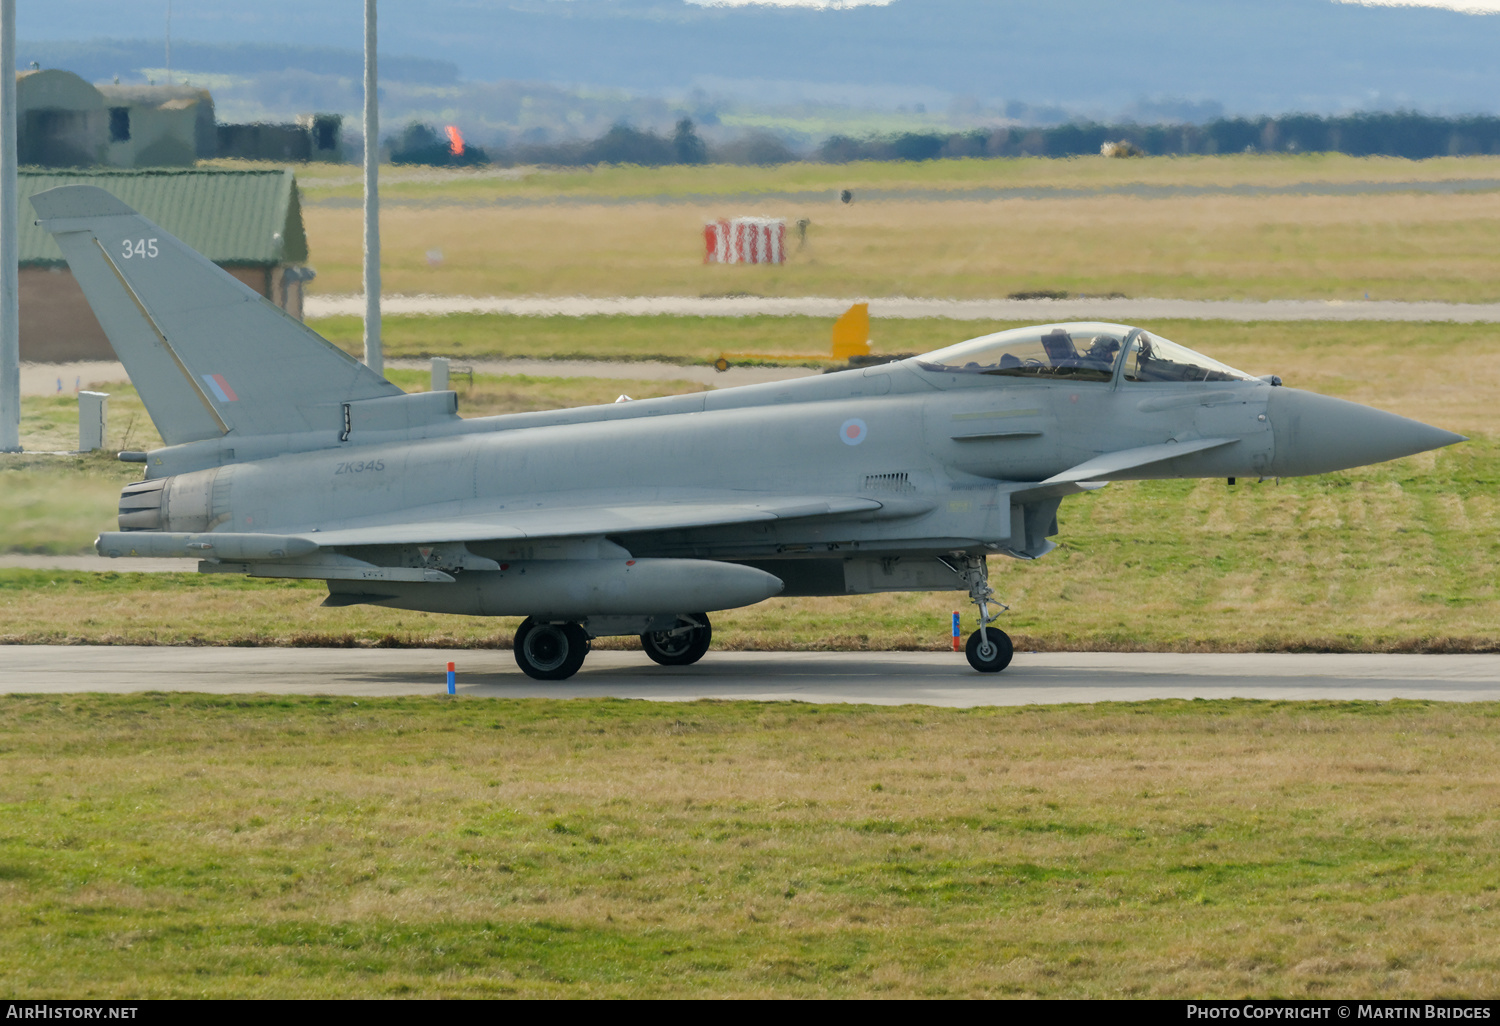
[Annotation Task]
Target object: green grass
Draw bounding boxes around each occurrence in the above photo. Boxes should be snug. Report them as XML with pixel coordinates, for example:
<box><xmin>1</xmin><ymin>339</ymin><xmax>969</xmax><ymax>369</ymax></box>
<box><xmin>300</xmin><ymin>312</ymin><xmax>1500</xmax><ymax>390</ymax></box>
<box><xmin>307</xmin><ymin>312</ymin><xmax>939</xmax><ymax>364</ymax></box>
<box><xmin>1</xmin><ymin>694</ymin><xmax>1496</xmax><ymax>997</ymax></box>
<box><xmin>9</xmin><ymin>382</ymin><xmax>160</xmax><ymax>455</ymax></box>
<box><xmin>294</xmin><ymin>153</ymin><xmax>1500</xmax><ymax>204</ymax></box>
<box><xmin>0</xmin><ymin>454</ymin><xmax>144</xmax><ymax>555</ymax></box>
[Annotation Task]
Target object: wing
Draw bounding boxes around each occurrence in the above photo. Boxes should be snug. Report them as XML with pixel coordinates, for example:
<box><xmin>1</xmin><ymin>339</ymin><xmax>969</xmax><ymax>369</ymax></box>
<box><xmin>301</xmin><ymin>493</ymin><xmax>889</xmax><ymax>547</ymax></box>
<box><xmin>96</xmin><ymin>493</ymin><xmax>909</xmax><ymax>573</ymax></box>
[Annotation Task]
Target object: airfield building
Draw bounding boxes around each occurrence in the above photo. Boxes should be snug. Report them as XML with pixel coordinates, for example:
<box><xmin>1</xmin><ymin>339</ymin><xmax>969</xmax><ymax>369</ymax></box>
<box><xmin>18</xmin><ymin>69</ymin><xmax>214</xmax><ymax>167</ymax></box>
<box><xmin>218</xmin><ymin>115</ymin><xmax>344</xmax><ymax>163</ymax></box>
<box><xmin>18</xmin><ymin>67</ymin><xmax>344</xmax><ymax>167</ymax></box>
<box><xmin>17</xmin><ymin>168</ymin><xmax>315</xmax><ymax>361</ymax></box>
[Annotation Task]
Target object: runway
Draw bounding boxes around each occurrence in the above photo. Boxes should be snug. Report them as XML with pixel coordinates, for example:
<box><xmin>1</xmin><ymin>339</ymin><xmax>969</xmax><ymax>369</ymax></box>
<box><xmin>303</xmin><ymin>293</ymin><xmax>1500</xmax><ymax>323</ymax></box>
<box><xmin>2</xmin><ymin>647</ymin><xmax>1496</xmax><ymax>706</ymax></box>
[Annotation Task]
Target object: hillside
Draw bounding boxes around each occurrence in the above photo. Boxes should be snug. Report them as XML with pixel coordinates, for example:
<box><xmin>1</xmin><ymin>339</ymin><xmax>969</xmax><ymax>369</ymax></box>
<box><xmin>18</xmin><ymin>0</ymin><xmax>1500</xmax><ymax>125</ymax></box>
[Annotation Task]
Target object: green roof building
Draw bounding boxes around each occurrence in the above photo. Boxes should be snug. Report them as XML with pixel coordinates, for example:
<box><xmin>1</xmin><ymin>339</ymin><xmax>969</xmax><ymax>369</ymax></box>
<box><xmin>19</xmin><ymin>168</ymin><xmax>314</xmax><ymax>361</ymax></box>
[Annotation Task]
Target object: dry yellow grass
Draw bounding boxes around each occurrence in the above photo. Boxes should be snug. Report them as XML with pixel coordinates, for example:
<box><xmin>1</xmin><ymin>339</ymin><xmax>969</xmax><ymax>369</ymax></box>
<box><xmin>2</xmin><ymin>694</ymin><xmax>1497</xmax><ymax>997</ymax></box>
<box><xmin>1150</xmin><ymin>321</ymin><xmax>1496</xmax><ymax>437</ymax></box>
<box><xmin>303</xmin><ymin>192</ymin><xmax>1500</xmax><ymax>302</ymax></box>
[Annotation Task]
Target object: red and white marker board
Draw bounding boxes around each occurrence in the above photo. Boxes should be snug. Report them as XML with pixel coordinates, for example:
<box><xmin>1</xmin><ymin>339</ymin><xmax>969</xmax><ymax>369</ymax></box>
<box><xmin>704</xmin><ymin>217</ymin><xmax>786</xmax><ymax>264</ymax></box>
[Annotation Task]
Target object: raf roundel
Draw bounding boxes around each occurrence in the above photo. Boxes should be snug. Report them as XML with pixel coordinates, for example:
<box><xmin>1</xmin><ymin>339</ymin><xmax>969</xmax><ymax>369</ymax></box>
<box><xmin>840</xmin><ymin>418</ymin><xmax>867</xmax><ymax>446</ymax></box>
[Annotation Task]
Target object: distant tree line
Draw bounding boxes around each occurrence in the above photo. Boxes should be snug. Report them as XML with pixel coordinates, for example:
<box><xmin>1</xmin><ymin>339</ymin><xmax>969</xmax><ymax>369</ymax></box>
<box><xmin>391</xmin><ymin>118</ymin><xmax>753</xmax><ymax>168</ymax></box>
<box><xmin>389</xmin><ymin>112</ymin><xmax>1500</xmax><ymax>168</ymax></box>
<box><xmin>818</xmin><ymin>113</ymin><xmax>1500</xmax><ymax>162</ymax></box>
<box><xmin>496</xmin><ymin>119</ymin><xmax>802</xmax><ymax>167</ymax></box>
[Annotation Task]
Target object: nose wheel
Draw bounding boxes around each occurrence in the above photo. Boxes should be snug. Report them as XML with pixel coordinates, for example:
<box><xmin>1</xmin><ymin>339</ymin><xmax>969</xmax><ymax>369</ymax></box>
<box><xmin>966</xmin><ymin>626</ymin><xmax>1014</xmax><ymax>673</ymax></box>
<box><xmin>513</xmin><ymin>618</ymin><xmax>590</xmax><ymax>680</ymax></box>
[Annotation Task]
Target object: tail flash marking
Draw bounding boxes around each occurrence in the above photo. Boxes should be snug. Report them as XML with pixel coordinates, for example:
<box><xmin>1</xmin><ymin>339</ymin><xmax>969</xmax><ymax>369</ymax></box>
<box><xmin>92</xmin><ymin>237</ymin><xmax>228</xmax><ymax>435</ymax></box>
<box><xmin>203</xmin><ymin>374</ymin><xmax>238</xmax><ymax>402</ymax></box>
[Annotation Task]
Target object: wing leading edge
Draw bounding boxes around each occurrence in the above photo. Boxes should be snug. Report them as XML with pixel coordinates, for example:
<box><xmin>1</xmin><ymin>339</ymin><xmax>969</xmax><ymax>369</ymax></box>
<box><xmin>97</xmin><ymin>494</ymin><xmax>896</xmax><ymax>561</ymax></box>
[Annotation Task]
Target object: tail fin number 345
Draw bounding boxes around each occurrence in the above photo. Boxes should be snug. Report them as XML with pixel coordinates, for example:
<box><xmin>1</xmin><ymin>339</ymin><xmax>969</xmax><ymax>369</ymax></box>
<box><xmin>120</xmin><ymin>238</ymin><xmax>159</xmax><ymax>259</ymax></box>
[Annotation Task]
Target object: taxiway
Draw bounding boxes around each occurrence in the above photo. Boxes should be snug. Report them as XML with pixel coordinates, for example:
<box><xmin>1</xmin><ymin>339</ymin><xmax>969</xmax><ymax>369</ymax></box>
<box><xmin>2</xmin><ymin>647</ymin><xmax>1496</xmax><ymax>706</ymax></box>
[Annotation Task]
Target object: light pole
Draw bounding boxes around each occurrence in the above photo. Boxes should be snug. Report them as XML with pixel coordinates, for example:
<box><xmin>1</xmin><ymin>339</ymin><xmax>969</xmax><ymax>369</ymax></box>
<box><xmin>0</xmin><ymin>0</ymin><xmax>19</xmax><ymax>453</ymax></box>
<box><xmin>362</xmin><ymin>0</ymin><xmax>382</xmax><ymax>377</ymax></box>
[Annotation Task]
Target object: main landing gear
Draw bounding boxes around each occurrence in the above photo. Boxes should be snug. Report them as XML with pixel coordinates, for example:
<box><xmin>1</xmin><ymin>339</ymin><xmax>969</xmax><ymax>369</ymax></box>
<box><xmin>513</xmin><ymin>618</ymin><xmax>590</xmax><ymax>681</ymax></box>
<box><xmin>512</xmin><ymin>613</ymin><xmax>714</xmax><ymax>680</ymax></box>
<box><xmin>640</xmin><ymin>614</ymin><xmax>712</xmax><ymax>666</ymax></box>
<box><xmin>956</xmin><ymin>555</ymin><xmax>1013</xmax><ymax>673</ymax></box>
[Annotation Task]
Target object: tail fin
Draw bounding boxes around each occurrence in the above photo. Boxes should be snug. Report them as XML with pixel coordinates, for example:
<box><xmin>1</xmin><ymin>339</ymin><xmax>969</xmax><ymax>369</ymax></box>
<box><xmin>31</xmin><ymin>185</ymin><xmax>400</xmax><ymax>446</ymax></box>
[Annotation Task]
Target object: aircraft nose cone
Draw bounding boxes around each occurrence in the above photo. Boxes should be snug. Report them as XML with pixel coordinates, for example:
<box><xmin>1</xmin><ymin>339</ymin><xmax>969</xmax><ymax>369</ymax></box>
<box><xmin>1266</xmin><ymin>388</ymin><xmax>1466</xmax><ymax>477</ymax></box>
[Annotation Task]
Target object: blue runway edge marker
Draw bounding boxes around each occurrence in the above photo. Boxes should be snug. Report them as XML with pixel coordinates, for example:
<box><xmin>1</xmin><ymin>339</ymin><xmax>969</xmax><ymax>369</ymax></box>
<box><xmin>446</xmin><ymin>661</ymin><xmax>456</xmax><ymax>695</ymax></box>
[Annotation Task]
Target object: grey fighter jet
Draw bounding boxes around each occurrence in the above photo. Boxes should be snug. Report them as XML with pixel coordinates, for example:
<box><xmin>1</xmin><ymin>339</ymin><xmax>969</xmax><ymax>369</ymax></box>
<box><xmin>35</xmin><ymin>186</ymin><xmax>1465</xmax><ymax>679</ymax></box>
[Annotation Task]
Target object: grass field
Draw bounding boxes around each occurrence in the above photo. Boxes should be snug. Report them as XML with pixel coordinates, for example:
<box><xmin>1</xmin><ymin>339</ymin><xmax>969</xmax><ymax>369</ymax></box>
<box><xmin>306</xmin><ymin>311</ymin><xmax>995</xmax><ymax>364</ymax></box>
<box><xmin>301</xmin><ymin>191</ymin><xmax>1500</xmax><ymax>303</ymax></box>
<box><xmin>293</xmin><ymin>153</ymin><xmax>1500</xmax><ymax>203</ymax></box>
<box><xmin>1</xmin><ymin>694</ymin><xmax>1496</xmax><ymax>997</ymax></box>
<box><xmin>9</xmin><ymin>160</ymin><xmax>1492</xmax><ymax>999</ymax></box>
<box><xmin>285</xmin><ymin>154</ymin><xmax>1500</xmax><ymax>302</ymax></box>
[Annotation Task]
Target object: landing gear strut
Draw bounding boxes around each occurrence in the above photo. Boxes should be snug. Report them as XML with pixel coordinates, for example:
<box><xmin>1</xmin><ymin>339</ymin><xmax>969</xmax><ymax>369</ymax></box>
<box><xmin>956</xmin><ymin>555</ymin><xmax>1013</xmax><ymax>673</ymax></box>
<box><xmin>641</xmin><ymin>613</ymin><xmax>712</xmax><ymax>666</ymax></box>
<box><xmin>513</xmin><ymin>617</ymin><xmax>590</xmax><ymax>680</ymax></box>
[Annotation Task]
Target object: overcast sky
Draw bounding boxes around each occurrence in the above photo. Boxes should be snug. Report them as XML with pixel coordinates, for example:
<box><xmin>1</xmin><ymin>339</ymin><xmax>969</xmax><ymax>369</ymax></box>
<box><xmin>19</xmin><ymin>0</ymin><xmax>1500</xmax><ymax>120</ymax></box>
<box><xmin>1336</xmin><ymin>0</ymin><xmax>1500</xmax><ymax>9</ymax></box>
<box><xmin>709</xmin><ymin>0</ymin><xmax>1500</xmax><ymax>7</ymax></box>
<box><xmin>688</xmin><ymin>1</ymin><xmax>893</xmax><ymax>6</ymax></box>
<box><xmin>709</xmin><ymin>0</ymin><xmax>1498</xmax><ymax>7</ymax></box>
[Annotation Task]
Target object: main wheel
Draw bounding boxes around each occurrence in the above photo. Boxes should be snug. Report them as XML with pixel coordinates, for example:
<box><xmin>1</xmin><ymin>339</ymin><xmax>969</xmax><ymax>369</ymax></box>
<box><xmin>641</xmin><ymin>614</ymin><xmax>712</xmax><ymax>666</ymax></box>
<box><xmin>965</xmin><ymin>627</ymin><xmax>1014</xmax><ymax>673</ymax></box>
<box><xmin>513</xmin><ymin>618</ymin><xmax>590</xmax><ymax>681</ymax></box>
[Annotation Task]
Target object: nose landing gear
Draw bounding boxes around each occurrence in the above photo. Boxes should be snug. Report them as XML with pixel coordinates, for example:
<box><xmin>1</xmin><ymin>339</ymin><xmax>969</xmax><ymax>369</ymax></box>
<box><xmin>953</xmin><ymin>555</ymin><xmax>1013</xmax><ymax>673</ymax></box>
<box><xmin>966</xmin><ymin>624</ymin><xmax>1014</xmax><ymax>673</ymax></box>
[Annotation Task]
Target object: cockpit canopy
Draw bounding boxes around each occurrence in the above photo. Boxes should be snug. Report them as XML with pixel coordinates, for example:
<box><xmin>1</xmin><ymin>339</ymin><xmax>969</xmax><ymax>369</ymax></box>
<box><xmin>913</xmin><ymin>322</ymin><xmax>1258</xmax><ymax>384</ymax></box>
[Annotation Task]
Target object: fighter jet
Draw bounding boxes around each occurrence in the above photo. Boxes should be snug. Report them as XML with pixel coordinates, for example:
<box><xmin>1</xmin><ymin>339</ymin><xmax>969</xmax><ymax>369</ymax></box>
<box><xmin>34</xmin><ymin>185</ymin><xmax>1465</xmax><ymax>679</ymax></box>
